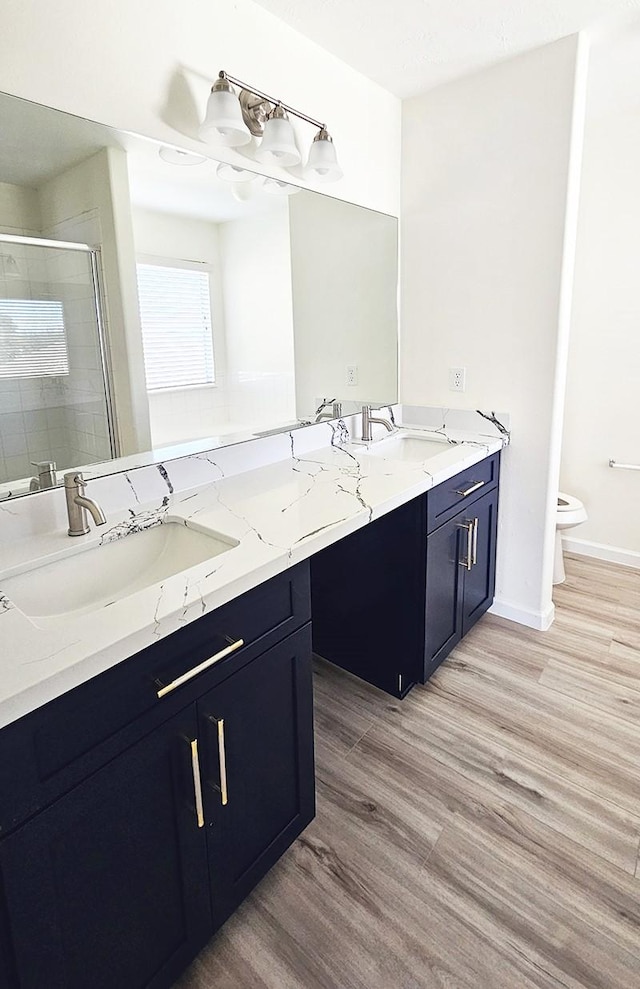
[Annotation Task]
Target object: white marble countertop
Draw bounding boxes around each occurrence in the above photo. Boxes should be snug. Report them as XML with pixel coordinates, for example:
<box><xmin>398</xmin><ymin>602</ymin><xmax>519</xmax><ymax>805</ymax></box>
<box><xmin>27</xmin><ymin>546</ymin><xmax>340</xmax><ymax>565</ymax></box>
<box><xmin>0</xmin><ymin>406</ymin><xmax>509</xmax><ymax>729</ymax></box>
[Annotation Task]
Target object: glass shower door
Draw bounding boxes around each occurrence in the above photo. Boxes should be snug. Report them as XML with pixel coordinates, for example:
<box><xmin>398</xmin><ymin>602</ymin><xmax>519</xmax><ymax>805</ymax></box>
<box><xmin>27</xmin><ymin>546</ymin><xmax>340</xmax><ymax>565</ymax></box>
<box><xmin>0</xmin><ymin>235</ymin><xmax>115</xmax><ymax>496</ymax></box>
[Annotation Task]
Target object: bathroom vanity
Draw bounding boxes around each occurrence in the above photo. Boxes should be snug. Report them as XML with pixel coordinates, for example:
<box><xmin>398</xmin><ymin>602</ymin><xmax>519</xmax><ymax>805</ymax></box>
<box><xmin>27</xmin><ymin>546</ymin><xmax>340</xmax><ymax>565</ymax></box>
<box><xmin>0</xmin><ymin>565</ymin><xmax>314</xmax><ymax>989</ymax></box>
<box><xmin>0</xmin><ymin>409</ymin><xmax>507</xmax><ymax>989</ymax></box>
<box><xmin>312</xmin><ymin>452</ymin><xmax>500</xmax><ymax>696</ymax></box>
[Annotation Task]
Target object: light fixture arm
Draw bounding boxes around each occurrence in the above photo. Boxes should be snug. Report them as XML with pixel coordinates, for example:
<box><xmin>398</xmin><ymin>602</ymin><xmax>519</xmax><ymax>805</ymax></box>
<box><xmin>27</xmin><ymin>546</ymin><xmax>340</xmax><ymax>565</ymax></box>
<box><xmin>219</xmin><ymin>71</ymin><xmax>325</xmax><ymax>130</ymax></box>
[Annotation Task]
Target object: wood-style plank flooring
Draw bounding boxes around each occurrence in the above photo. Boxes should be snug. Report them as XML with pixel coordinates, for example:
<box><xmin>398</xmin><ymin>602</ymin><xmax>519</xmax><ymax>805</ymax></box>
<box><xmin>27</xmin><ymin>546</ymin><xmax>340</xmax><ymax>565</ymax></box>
<box><xmin>176</xmin><ymin>554</ymin><xmax>640</xmax><ymax>988</ymax></box>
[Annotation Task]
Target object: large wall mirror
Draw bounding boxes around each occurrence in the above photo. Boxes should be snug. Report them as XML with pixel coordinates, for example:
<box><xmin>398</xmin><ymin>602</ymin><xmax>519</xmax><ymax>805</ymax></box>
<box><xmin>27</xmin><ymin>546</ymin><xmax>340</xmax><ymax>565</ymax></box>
<box><xmin>0</xmin><ymin>91</ymin><xmax>398</xmax><ymax>500</ymax></box>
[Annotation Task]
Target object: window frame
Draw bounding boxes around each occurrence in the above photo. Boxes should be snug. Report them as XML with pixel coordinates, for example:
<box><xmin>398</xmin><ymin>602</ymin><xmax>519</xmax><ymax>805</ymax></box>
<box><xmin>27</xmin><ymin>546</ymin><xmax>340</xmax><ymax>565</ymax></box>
<box><xmin>0</xmin><ymin>297</ymin><xmax>70</xmax><ymax>380</ymax></box>
<box><xmin>135</xmin><ymin>255</ymin><xmax>218</xmax><ymax>394</ymax></box>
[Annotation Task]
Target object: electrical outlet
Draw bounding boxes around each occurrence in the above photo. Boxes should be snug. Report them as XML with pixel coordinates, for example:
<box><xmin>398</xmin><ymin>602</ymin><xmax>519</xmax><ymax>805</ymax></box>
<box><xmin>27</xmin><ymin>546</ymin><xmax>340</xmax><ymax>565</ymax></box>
<box><xmin>449</xmin><ymin>367</ymin><xmax>466</xmax><ymax>392</ymax></box>
<box><xmin>346</xmin><ymin>364</ymin><xmax>358</xmax><ymax>386</ymax></box>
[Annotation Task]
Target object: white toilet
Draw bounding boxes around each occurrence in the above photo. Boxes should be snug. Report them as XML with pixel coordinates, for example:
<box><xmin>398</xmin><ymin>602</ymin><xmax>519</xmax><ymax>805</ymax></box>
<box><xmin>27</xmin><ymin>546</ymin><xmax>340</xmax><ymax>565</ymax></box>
<box><xmin>554</xmin><ymin>492</ymin><xmax>588</xmax><ymax>584</ymax></box>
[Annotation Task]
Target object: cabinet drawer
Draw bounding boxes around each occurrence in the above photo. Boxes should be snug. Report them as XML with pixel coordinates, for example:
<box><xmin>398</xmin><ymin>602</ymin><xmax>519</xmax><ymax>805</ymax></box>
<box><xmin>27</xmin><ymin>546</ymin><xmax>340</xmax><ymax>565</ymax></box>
<box><xmin>0</xmin><ymin>562</ymin><xmax>310</xmax><ymax>835</ymax></box>
<box><xmin>427</xmin><ymin>452</ymin><xmax>500</xmax><ymax>533</ymax></box>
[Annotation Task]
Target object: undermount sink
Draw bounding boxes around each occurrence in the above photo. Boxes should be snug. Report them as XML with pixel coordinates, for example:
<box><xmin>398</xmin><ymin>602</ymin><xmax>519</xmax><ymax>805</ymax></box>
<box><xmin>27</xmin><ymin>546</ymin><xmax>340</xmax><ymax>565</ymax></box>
<box><xmin>1</xmin><ymin>520</ymin><xmax>239</xmax><ymax>625</ymax></box>
<box><xmin>365</xmin><ymin>431</ymin><xmax>452</xmax><ymax>462</ymax></box>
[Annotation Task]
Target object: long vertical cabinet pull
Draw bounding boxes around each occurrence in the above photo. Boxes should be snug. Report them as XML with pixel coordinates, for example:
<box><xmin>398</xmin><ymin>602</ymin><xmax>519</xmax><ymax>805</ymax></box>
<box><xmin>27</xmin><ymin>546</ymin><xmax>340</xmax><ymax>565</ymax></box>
<box><xmin>190</xmin><ymin>738</ymin><xmax>205</xmax><ymax>828</ymax></box>
<box><xmin>457</xmin><ymin>520</ymin><xmax>473</xmax><ymax>570</ymax></box>
<box><xmin>472</xmin><ymin>517</ymin><xmax>478</xmax><ymax>566</ymax></box>
<box><xmin>208</xmin><ymin>716</ymin><xmax>229</xmax><ymax>806</ymax></box>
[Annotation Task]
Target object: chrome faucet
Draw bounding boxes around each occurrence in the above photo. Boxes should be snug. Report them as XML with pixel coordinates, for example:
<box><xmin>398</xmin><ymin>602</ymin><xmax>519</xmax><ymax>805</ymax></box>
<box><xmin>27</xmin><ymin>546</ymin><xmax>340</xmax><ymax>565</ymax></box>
<box><xmin>315</xmin><ymin>399</ymin><xmax>343</xmax><ymax>422</ymax></box>
<box><xmin>29</xmin><ymin>460</ymin><xmax>57</xmax><ymax>492</ymax></box>
<box><xmin>361</xmin><ymin>405</ymin><xmax>395</xmax><ymax>442</ymax></box>
<box><xmin>64</xmin><ymin>471</ymin><xmax>107</xmax><ymax>536</ymax></box>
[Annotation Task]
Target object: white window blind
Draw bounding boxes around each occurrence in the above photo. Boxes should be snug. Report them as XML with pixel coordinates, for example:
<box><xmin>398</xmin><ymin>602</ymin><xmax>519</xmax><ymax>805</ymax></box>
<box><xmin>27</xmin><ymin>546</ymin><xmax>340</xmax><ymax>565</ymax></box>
<box><xmin>0</xmin><ymin>299</ymin><xmax>69</xmax><ymax>379</ymax></box>
<box><xmin>137</xmin><ymin>262</ymin><xmax>215</xmax><ymax>391</ymax></box>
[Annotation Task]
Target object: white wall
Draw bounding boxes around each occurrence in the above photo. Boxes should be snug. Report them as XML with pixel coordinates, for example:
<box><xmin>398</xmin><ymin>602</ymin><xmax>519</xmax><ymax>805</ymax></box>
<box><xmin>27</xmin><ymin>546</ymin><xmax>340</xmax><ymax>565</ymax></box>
<box><xmin>561</xmin><ymin>109</ymin><xmax>640</xmax><ymax>565</ymax></box>
<box><xmin>219</xmin><ymin>205</ymin><xmax>296</xmax><ymax>429</ymax></box>
<box><xmin>0</xmin><ymin>0</ymin><xmax>400</xmax><ymax>217</ymax></box>
<box><xmin>0</xmin><ymin>182</ymin><xmax>41</xmax><ymax>236</ymax></box>
<box><xmin>289</xmin><ymin>193</ymin><xmax>398</xmax><ymax>418</ymax></box>
<box><xmin>401</xmin><ymin>36</ymin><xmax>587</xmax><ymax>629</ymax></box>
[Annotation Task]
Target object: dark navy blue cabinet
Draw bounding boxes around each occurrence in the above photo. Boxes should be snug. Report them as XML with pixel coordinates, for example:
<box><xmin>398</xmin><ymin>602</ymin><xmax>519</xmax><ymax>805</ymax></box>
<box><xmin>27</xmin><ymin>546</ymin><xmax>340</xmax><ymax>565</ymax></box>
<box><xmin>313</xmin><ymin>453</ymin><xmax>500</xmax><ymax>696</ymax></box>
<box><xmin>424</xmin><ymin>484</ymin><xmax>499</xmax><ymax>680</ymax></box>
<box><xmin>200</xmin><ymin>625</ymin><xmax>315</xmax><ymax>932</ymax></box>
<box><xmin>0</xmin><ymin>706</ymin><xmax>212</xmax><ymax>989</ymax></box>
<box><xmin>0</xmin><ymin>564</ymin><xmax>314</xmax><ymax>989</ymax></box>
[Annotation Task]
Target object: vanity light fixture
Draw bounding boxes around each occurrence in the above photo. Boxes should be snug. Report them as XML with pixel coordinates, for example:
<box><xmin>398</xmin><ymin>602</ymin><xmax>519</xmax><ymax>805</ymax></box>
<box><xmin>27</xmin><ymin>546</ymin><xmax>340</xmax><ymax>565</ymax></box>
<box><xmin>306</xmin><ymin>127</ymin><xmax>343</xmax><ymax>183</ymax></box>
<box><xmin>199</xmin><ymin>75</ymin><xmax>252</xmax><ymax>147</ymax></box>
<box><xmin>200</xmin><ymin>70</ymin><xmax>343</xmax><ymax>183</ymax></box>
<box><xmin>254</xmin><ymin>105</ymin><xmax>300</xmax><ymax>167</ymax></box>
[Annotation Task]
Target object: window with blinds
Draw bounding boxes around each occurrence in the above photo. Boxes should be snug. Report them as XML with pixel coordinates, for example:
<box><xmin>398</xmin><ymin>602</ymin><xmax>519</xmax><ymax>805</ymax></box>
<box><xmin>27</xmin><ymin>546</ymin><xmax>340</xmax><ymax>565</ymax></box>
<box><xmin>0</xmin><ymin>299</ymin><xmax>69</xmax><ymax>379</ymax></box>
<box><xmin>137</xmin><ymin>262</ymin><xmax>215</xmax><ymax>391</ymax></box>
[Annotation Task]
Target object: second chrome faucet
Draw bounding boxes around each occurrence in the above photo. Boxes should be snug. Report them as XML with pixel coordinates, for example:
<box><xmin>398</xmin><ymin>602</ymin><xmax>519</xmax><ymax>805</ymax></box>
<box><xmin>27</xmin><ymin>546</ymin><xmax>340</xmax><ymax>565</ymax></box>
<box><xmin>64</xmin><ymin>472</ymin><xmax>107</xmax><ymax>536</ymax></box>
<box><xmin>361</xmin><ymin>405</ymin><xmax>395</xmax><ymax>442</ymax></box>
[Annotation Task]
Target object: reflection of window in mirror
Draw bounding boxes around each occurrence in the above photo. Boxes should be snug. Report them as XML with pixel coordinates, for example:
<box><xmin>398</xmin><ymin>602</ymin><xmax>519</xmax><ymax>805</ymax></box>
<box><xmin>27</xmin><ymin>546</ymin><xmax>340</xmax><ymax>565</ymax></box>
<box><xmin>0</xmin><ymin>299</ymin><xmax>69</xmax><ymax>378</ymax></box>
<box><xmin>136</xmin><ymin>258</ymin><xmax>221</xmax><ymax>448</ymax></box>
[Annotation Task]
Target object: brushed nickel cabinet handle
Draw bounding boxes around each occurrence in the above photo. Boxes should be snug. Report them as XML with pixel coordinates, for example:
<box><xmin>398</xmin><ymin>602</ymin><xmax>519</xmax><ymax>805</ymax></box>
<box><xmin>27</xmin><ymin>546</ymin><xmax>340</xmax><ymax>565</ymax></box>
<box><xmin>455</xmin><ymin>480</ymin><xmax>485</xmax><ymax>498</ymax></box>
<box><xmin>472</xmin><ymin>517</ymin><xmax>478</xmax><ymax>566</ymax></box>
<box><xmin>156</xmin><ymin>638</ymin><xmax>244</xmax><ymax>698</ymax></box>
<box><xmin>208</xmin><ymin>716</ymin><xmax>229</xmax><ymax>806</ymax></box>
<box><xmin>190</xmin><ymin>738</ymin><xmax>205</xmax><ymax>829</ymax></box>
<box><xmin>457</xmin><ymin>520</ymin><xmax>473</xmax><ymax>570</ymax></box>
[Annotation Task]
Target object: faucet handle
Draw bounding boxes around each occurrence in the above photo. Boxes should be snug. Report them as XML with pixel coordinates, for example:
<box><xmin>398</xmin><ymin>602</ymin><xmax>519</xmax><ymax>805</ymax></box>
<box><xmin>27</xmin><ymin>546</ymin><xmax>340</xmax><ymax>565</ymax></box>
<box><xmin>64</xmin><ymin>470</ymin><xmax>86</xmax><ymax>490</ymax></box>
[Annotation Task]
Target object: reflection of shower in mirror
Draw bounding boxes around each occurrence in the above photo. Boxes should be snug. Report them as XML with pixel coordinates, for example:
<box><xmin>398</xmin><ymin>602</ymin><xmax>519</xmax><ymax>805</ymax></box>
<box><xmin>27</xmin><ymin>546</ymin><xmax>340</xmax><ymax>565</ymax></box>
<box><xmin>0</xmin><ymin>253</ymin><xmax>20</xmax><ymax>278</ymax></box>
<box><xmin>0</xmin><ymin>235</ymin><xmax>116</xmax><ymax>499</ymax></box>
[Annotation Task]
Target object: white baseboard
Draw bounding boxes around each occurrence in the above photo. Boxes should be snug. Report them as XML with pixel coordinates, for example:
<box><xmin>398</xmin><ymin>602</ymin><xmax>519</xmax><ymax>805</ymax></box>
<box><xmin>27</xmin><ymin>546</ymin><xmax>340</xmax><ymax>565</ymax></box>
<box><xmin>562</xmin><ymin>536</ymin><xmax>640</xmax><ymax>570</ymax></box>
<box><xmin>489</xmin><ymin>598</ymin><xmax>555</xmax><ymax>631</ymax></box>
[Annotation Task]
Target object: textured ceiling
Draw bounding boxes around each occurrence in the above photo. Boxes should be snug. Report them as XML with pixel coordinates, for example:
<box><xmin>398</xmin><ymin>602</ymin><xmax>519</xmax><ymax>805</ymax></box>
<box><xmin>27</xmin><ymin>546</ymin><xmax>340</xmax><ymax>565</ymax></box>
<box><xmin>251</xmin><ymin>0</ymin><xmax>640</xmax><ymax>97</ymax></box>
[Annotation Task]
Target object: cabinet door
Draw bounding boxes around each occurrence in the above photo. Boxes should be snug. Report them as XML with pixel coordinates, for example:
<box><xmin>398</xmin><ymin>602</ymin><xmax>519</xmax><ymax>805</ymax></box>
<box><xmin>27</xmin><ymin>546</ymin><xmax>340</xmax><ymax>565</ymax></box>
<box><xmin>199</xmin><ymin>624</ymin><xmax>315</xmax><ymax>931</ymax></box>
<box><xmin>462</xmin><ymin>487</ymin><xmax>498</xmax><ymax>636</ymax></box>
<box><xmin>424</xmin><ymin>514</ymin><xmax>464</xmax><ymax>681</ymax></box>
<box><xmin>0</xmin><ymin>707</ymin><xmax>211</xmax><ymax>989</ymax></box>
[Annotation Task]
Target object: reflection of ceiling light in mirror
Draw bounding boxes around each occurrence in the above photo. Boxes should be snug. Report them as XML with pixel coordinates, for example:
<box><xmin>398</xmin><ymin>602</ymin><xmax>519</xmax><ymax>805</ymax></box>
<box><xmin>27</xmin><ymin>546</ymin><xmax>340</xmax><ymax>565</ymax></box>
<box><xmin>215</xmin><ymin>162</ymin><xmax>256</xmax><ymax>183</ymax></box>
<box><xmin>158</xmin><ymin>147</ymin><xmax>207</xmax><ymax>166</ymax></box>
<box><xmin>231</xmin><ymin>182</ymin><xmax>255</xmax><ymax>203</ymax></box>
<box><xmin>262</xmin><ymin>178</ymin><xmax>301</xmax><ymax>196</ymax></box>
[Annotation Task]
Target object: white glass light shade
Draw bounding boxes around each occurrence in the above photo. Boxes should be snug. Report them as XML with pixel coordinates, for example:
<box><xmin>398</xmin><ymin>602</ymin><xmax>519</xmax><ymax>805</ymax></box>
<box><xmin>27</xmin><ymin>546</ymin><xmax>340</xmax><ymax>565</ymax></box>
<box><xmin>306</xmin><ymin>129</ymin><xmax>343</xmax><ymax>182</ymax></box>
<box><xmin>262</xmin><ymin>178</ymin><xmax>301</xmax><ymax>196</ymax></box>
<box><xmin>231</xmin><ymin>182</ymin><xmax>255</xmax><ymax>203</ymax></box>
<box><xmin>158</xmin><ymin>147</ymin><xmax>207</xmax><ymax>166</ymax></box>
<box><xmin>199</xmin><ymin>87</ymin><xmax>251</xmax><ymax>147</ymax></box>
<box><xmin>254</xmin><ymin>113</ymin><xmax>301</xmax><ymax>167</ymax></box>
<box><xmin>216</xmin><ymin>162</ymin><xmax>256</xmax><ymax>183</ymax></box>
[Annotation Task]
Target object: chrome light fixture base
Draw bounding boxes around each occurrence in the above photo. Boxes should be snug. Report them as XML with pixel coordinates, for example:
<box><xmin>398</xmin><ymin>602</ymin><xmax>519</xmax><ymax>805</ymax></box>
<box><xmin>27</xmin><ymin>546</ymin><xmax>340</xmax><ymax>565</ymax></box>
<box><xmin>238</xmin><ymin>89</ymin><xmax>271</xmax><ymax>137</ymax></box>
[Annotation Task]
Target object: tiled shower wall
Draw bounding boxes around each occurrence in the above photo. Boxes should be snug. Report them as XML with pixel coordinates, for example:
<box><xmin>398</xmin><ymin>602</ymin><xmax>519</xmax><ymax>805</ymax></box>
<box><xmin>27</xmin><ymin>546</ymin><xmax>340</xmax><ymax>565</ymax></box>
<box><xmin>44</xmin><ymin>231</ymin><xmax>112</xmax><ymax>470</ymax></box>
<box><xmin>0</xmin><ymin>222</ymin><xmax>112</xmax><ymax>488</ymax></box>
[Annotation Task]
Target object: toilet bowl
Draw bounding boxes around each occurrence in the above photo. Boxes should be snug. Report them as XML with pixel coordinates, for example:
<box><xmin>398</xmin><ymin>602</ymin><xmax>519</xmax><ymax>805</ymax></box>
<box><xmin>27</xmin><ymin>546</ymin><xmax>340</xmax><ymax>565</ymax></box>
<box><xmin>554</xmin><ymin>492</ymin><xmax>587</xmax><ymax>584</ymax></box>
